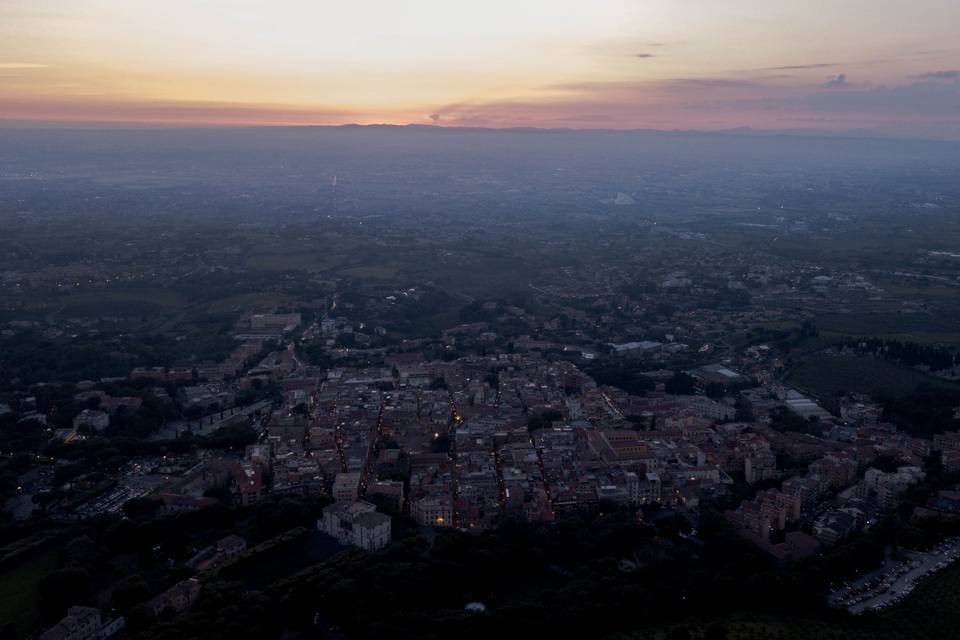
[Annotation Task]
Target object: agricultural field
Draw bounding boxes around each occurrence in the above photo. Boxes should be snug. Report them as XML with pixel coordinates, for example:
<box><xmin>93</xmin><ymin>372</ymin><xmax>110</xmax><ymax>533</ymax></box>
<box><xmin>788</xmin><ymin>353</ymin><xmax>959</xmax><ymax>399</ymax></box>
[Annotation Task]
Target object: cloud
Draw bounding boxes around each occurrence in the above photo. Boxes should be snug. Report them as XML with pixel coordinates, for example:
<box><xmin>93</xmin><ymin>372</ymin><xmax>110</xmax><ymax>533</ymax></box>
<box><xmin>824</xmin><ymin>73</ymin><xmax>849</xmax><ymax>88</ymax></box>
<box><xmin>913</xmin><ymin>70</ymin><xmax>959</xmax><ymax>80</ymax></box>
<box><xmin>667</xmin><ymin>78</ymin><xmax>760</xmax><ymax>89</ymax></box>
<box><xmin>635</xmin><ymin>53</ymin><xmax>655</xmax><ymax>59</ymax></box>
<box><xmin>424</xmin><ymin>73</ymin><xmax>960</xmax><ymax>138</ymax></box>
<box><xmin>0</xmin><ymin>97</ymin><xmax>363</xmax><ymax>126</ymax></box>
<box><xmin>549</xmin><ymin>78</ymin><xmax>763</xmax><ymax>95</ymax></box>
<box><xmin>425</xmin><ymin>76</ymin><xmax>787</xmax><ymax>131</ymax></box>
<box><xmin>764</xmin><ymin>63</ymin><xmax>838</xmax><ymax>71</ymax></box>
<box><xmin>0</xmin><ymin>62</ymin><xmax>51</xmax><ymax>70</ymax></box>
<box><xmin>795</xmin><ymin>80</ymin><xmax>960</xmax><ymax>114</ymax></box>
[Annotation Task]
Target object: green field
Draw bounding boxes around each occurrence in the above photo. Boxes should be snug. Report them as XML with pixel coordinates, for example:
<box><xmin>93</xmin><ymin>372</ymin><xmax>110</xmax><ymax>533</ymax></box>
<box><xmin>244</xmin><ymin>251</ymin><xmax>323</xmax><ymax>271</ymax></box>
<box><xmin>788</xmin><ymin>353</ymin><xmax>959</xmax><ymax>399</ymax></box>
<box><xmin>202</xmin><ymin>292</ymin><xmax>294</xmax><ymax>314</ymax></box>
<box><xmin>53</xmin><ymin>287</ymin><xmax>186</xmax><ymax>317</ymax></box>
<box><xmin>615</xmin><ymin>617</ymin><xmax>878</xmax><ymax>640</ymax></box>
<box><xmin>338</xmin><ymin>263</ymin><xmax>402</xmax><ymax>279</ymax></box>
<box><xmin>615</xmin><ymin>562</ymin><xmax>960</xmax><ymax>639</ymax></box>
<box><xmin>815</xmin><ymin>312</ymin><xmax>960</xmax><ymax>346</ymax></box>
<box><xmin>0</xmin><ymin>546</ymin><xmax>60</xmax><ymax>636</ymax></box>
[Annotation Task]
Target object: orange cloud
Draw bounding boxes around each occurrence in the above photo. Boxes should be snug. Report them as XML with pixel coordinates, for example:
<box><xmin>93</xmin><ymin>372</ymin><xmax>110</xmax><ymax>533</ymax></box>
<box><xmin>0</xmin><ymin>97</ymin><xmax>414</xmax><ymax>126</ymax></box>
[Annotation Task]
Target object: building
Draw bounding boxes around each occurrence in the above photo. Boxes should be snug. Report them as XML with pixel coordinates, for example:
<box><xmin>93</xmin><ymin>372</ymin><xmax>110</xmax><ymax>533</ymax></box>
<box><xmin>250</xmin><ymin>312</ymin><xmax>301</xmax><ymax>331</ymax></box>
<box><xmin>217</xmin><ymin>533</ymin><xmax>246</xmax><ymax>558</ymax></box>
<box><xmin>38</xmin><ymin>606</ymin><xmax>103</xmax><ymax>640</ymax></box>
<box><xmin>813</xmin><ymin>509</ymin><xmax>859</xmax><ymax>546</ymax></box>
<box><xmin>858</xmin><ymin>466</ymin><xmax>925</xmax><ymax>509</ymax></box>
<box><xmin>685</xmin><ymin>396</ymin><xmax>736</xmax><ymax>421</ymax></box>
<box><xmin>145</xmin><ymin>578</ymin><xmax>202</xmax><ymax>617</ymax></box>
<box><xmin>808</xmin><ymin>453</ymin><xmax>857</xmax><ymax>489</ymax></box>
<box><xmin>157</xmin><ymin>493</ymin><xmax>218</xmax><ymax>514</ymax></box>
<box><xmin>188</xmin><ymin>534</ymin><xmax>247</xmax><ymax>572</ymax></box>
<box><xmin>634</xmin><ymin>472</ymin><xmax>662</xmax><ymax>504</ymax></box>
<box><xmin>130</xmin><ymin>367</ymin><xmax>166</xmax><ymax>382</ymax></box>
<box><xmin>318</xmin><ymin>500</ymin><xmax>392</xmax><ymax>551</ymax></box>
<box><xmin>72</xmin><ymin>409</ymin><xmax>110</xmax><ymax>432</ymax></box>
<box><xmin>178</xmin><ymin>384</ymin><xmax>234</xmax><ymax>409</ymax></box>
<box><xmin>585</xmin><ymin>430</ymin><xmax>660</xmax><ymax>470</ymax></box>
<box><xmin>933</xmin><ymin>431</ymin><xmax>960</xmax><ymax>453</ymax></box>
<box><xmin>943</xmin><ymin>450</ymin><xmax>960</xmax><ymax>474</ymax></box>
<box><xmin>783</xmin><ymin>390</ymin><xmax>833</xmax><ymax>421</ymax></box>
<box><xmin>726</xmin><ymin>488</ymin><xmax>800</xmax><ymax>541</ymax></box>
<box><xmin>745</xmin><ymin>449</ymin><xmax>778</xmax><ymax>484</ymax></box>
<box><xmin>366</xmin><ymin>479</ymin><xmax>405</xmax><ymax>511</ymax></box>
<box><xmin>332</xmin><ymin>472</ymin><xmax>362</xmax><ymax>501</ymax></box>
<box><xmin>781</xmin><ymin>530</ymin><xmax>821</xmax><ymax>560</ymax></box>
<box><xmin>608</xmin><ymin>341</ymin><xmax>661</xmax><ymax>355</ymax></box>
<box><xmin>781</xmin><ymin>476</ymin><xmax>823</xmax><ymax>512</ymax></box>
<box><xmin>691</xmin><ymin>363</ymin><xmax>747</xmax><ymax>387</ymax></box>
<box><xmin>411</xmin><ymin>494</ymin><xmax>453</xmax><ymax>527</ymax></box>
<box><xmin>230</xmin><ymin>463</ymin><xmax>262</xmax><ymax>506</ymax></box>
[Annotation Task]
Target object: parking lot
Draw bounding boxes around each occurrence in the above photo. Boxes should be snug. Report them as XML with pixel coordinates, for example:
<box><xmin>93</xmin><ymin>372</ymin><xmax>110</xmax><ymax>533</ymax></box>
<box><xmin>829</xmin><ymin>537</ymin><xmax>960</xmax><ymax>614</ymax></box>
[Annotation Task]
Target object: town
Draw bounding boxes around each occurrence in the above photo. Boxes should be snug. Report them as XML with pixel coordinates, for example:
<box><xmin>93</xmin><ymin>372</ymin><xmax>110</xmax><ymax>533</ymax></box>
<box><xmin>2</xmin><ymin>126</ymin><xmax>960</xmax><ymax>640</ymax></box>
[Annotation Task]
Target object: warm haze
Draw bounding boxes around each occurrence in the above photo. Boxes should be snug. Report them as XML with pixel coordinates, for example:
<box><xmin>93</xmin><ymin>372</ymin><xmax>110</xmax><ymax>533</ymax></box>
<box><xmin>1</xmin><ymin>0</ymin><xmax>959</xmax><ymax>136</ymax></box>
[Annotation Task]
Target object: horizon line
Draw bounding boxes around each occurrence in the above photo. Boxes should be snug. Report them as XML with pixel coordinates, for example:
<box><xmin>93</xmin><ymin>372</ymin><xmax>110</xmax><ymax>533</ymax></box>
<box><xmin>1</xmin><ymin>120</ymin><xmax>957</xmax><ymax>143</ymax></box>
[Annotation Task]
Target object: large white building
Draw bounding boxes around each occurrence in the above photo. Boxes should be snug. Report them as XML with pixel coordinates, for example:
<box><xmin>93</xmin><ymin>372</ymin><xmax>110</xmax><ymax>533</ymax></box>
<box><xmin>684</xmin><ymin>396</ymin><xmax>736</xmax><ymax>421</ymax></box>
<box><xmin>783</xmin><ymin>390</ymin><xmax>833</xmax><ymax>421</ymax></box>
<box><xmin>319</xmin><ymin>501</ymin><xmax>391</xmax><ymax>551</ymax></box>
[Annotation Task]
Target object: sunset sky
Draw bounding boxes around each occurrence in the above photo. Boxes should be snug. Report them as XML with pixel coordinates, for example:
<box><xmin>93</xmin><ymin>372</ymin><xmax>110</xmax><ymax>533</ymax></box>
<box><xmin>2</xmin><ymin>0</ymin><xmax>959</xmax><ymax>136</ymax></box>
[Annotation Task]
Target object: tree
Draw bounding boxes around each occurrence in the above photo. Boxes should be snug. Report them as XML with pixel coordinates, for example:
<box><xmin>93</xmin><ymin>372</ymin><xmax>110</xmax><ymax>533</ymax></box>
<box><xmin>583</xmin><ymin>361</ymin><xmax>656</xmax><ymax>396</ymax></box>
<box><xmin>125</xmin><ymin>604</ymin><xmax>156</xmax><ymax>634</ymax></box>
<box><xmin>667</xmin><ymin>626</ymin><xmax>692</xmax><ymax>640</ymax></box>
<box><xmin>122</xmin><ymin>496</ymin><xmax>162</xmax><ymax>520</ymax></box>
<box><xmin>291</xmin><ymin>402</ymin><xmax>309</xmax><ymax>416</ymax></box>
<box><xmin>53</xmin><ymin>463</ymin><xmax>89</xmax><ymax>486</ymax></box>
<box><xmin>111</xmin><ymin>575</ymin><xmax>150</xmax><ymax>610</ymax></box>
<box><xmin>665</xmin><ymin>372</ymin><xmax>696</xmax><ymax>395</ymax></box>
<box><xmin>430</xmin><ymin>433</ymin><xmax>451</xmax><ymax>453</ymax></box>
<box><xmin>63</xmin><ymin>535</ymin><xmax>97</xmax><ymax>566</ymax></box>
<box><xmin>734</xmin><ymin>395</ymin><xmax>755</xmax><ymax>422</ymax></box>
<box><xmin>527</xmin><ymin>409</ymin><xmax>563</xmax><ymax>433</ymax></box>
<box><xmin>38</xmin><ymin>569</ymin><xmax>93</xmax><ymax>622</ymax></box>
<box><xmin>705</xmin><ymin>382</ymin><xmax>726</xmax><ymax>399</ymax></box>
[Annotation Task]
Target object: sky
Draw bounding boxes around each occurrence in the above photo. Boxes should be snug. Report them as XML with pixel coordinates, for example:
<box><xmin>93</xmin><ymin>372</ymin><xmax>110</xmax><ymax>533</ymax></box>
<box><xmin>1</xmin><ymin>0</ymin><xmax>959</xmax><ymax>137</ymax></box>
